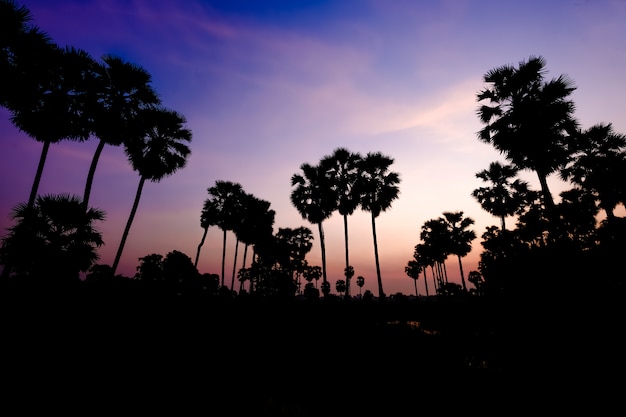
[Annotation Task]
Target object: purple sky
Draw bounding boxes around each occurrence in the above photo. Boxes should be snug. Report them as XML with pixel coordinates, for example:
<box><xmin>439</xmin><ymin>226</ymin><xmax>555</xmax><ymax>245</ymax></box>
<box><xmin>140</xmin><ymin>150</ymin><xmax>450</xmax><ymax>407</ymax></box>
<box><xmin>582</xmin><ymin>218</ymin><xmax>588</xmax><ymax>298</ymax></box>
<box><xmin>2</xmin><ymin>0</ymin><xmax>626</xmax><ymax>295</ymax></box>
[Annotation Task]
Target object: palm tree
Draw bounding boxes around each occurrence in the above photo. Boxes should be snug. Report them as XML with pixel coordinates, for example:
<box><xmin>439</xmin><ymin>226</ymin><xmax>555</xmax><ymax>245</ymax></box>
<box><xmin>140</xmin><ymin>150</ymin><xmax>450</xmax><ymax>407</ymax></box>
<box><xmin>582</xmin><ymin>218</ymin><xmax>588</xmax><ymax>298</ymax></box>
<box><xmin>405</xmin><ymin>259</ymin><xmax>422</xmax><ymax>297</ymax></box>
<box><xmin>291</xmin><ymin>162</ymin><xmax>337</xmax><ymax>289</ymax></box>
<box><xmin>477</xmin><ymin>55</ymin><xmax>579</xmax><ymax>224</ymax></box>
<box><xmin>358</xmin><ymin>152</ymin><xmax>400</xmax><ymax>300</ymax></box>
<box><xmin>195</xmin><ymin>197</ymin><xmax>219</xmax><ymax>268</ymax></box>
<box><xmin>82</xmin><ymin>55</ymin><xmax>160</xmax><ymax>209</ymax></box>
<box><xmin>321</xmin><ymin>147</ymin><xmax>362</xmax><ymax>297</ymax></box>
<box><xmin>0</xmin><ymin>193</ymin><xmax>104</xmax><ymax>283</ymax></box>
<box><xmin>356</xmin><ymin>275</ymin><xmax>365</xmax><ymax>297</ymax></box>
<box><xmin>205</xmin><ymin>180</ymin><xmax>245</xmax><ymax>288</ymax></box>
<box><xmin>111</xmin><ymin>107</ymin><xmax>192</xmax><ymax>275</ymax></box>
<box><xmin>560</xmin><ymin>123</ymin><xmax>626</xmax><ymax>222</ymax></box>
<box><xmin>442</xmin><ymin>211</ymin><xmax>476</xmax><ymax>292</ymax></box>
<box><xmin>472</xmin><ymin>162</ymin><xmax>532</xmax><ymax>230</ymax></box>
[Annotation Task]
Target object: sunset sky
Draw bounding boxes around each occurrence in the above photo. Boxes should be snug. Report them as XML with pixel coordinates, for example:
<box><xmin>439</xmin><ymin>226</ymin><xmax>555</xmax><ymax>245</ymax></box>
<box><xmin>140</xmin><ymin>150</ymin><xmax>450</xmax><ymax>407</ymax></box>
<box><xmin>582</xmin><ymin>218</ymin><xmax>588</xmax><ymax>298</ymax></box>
<box><xmin>1</xmin><ymin>0</ymin><xmax>625</xmax><ymax>296</ymax></box>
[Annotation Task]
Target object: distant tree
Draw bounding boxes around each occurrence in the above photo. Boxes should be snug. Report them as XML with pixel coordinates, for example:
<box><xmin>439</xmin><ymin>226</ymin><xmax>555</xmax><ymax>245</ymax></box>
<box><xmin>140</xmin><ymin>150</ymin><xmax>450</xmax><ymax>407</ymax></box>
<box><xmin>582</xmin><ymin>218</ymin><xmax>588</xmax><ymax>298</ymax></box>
<box><xmin>472</xmin><ymin>162</ymin><xmax>532</xmax><ymax>230</ymax></box>
<box><xmin>291</xmin><ymin>162</ymin><xmax>337</xmax><ymax>289</ymax></box>
<box><xmin>356</xmin><ymin>275</ymin><xmax>365</xmax><ymax>297</ymax></box>
<box><xmin>335</xmin><ymin>279</ymin><xmax>346</xmax><ymax>297</ymax></box>
<box><xmin>405</xmin><ymin>259</ymin><xmax>422</xmax><ymax>297</ymax></box>
<box><xmin>442</xmin><ymin>211</ymin><xmax>476</xmax><ymax>292</ymax></box>
<box><xmin>358</xmin><ymin>151</ymin><xmax>400</xmax><ymax>300</ymax></box>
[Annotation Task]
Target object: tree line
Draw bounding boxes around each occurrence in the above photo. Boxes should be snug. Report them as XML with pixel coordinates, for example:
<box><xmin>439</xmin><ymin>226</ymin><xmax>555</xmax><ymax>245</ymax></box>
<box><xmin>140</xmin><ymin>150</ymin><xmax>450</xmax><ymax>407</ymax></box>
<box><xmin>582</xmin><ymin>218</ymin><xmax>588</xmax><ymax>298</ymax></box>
<box><xmin>1</xmin><ymin>0</ymin><xmax>625</xmax><ymax>303</ymax></box>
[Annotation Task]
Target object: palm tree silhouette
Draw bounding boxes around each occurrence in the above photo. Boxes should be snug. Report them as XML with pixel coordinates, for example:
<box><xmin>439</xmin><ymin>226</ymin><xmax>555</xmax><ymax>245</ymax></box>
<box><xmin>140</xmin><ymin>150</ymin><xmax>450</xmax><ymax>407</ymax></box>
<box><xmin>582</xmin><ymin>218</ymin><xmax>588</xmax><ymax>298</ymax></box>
<box><xmin>195</xmin><ymin>197</ymin><xmax>219</xmax><ymax>268</ymax></box>
<box><xmin>560</xmin><ymin>123</ymin><xmax>626</xmax><ymax>222</ymax></box>
<box><xmin>472</xmin><ymin>162</ymin><xmax>532</xmax><ymax>230</ymax></box>
<box><xmin>1</xmin><ymin>193</ymin><xmax>104</xmax><ymax>282</ymax></box>
<box><xmin>321</xmin><ymin>147</ymin><xmax>362</xmax><ymax>298</ymax></box>
<box><xmin>477</xmin><ymin>55</ymin><xmax>578</xmax><ymax>224</ymax></box>
<box><xmin>356</xmin><ymin>275</ymin><xmax>364</xmax><ymax>296</ymax></box>
<box><xmin>405</xmin><ymin>259</ymin><xmax>422</xmax><ymax>297</ymax></box>
<box><xmin>442</xmin><ymin>211</ymin><xmax>476</xmax><ymax>292</ymax></box>
<box><xmin>291</xmin><ymin>162</ymin><xmax>337</xmax><ymax>290</ymax></box>
<box><xmin>111</xmin><ymin>107</ymin><xmax>192</xmax><ymax>275</ymax></box>
<box><xmin>358</xmin><ymin>152</ymin><xmax>400</xmax><ymax>300</ymax></box>
<box><xmin>82</xmin><ymin>55</ymin><xmax>160</xmax><ymax>209</ymax></box>
<box><xmin>206</xmin><ymin>180</ymin><xmax>245</xmax><ymax>288</ymax></box>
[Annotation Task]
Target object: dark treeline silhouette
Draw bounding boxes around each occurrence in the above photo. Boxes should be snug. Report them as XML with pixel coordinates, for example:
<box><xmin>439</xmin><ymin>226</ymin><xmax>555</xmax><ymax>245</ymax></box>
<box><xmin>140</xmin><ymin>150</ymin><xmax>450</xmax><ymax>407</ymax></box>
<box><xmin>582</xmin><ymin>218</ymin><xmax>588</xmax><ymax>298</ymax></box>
<box><xmin>1</xmin><ymin>1</ymin><xmax>625</xmax><ymax>414</ymax></box>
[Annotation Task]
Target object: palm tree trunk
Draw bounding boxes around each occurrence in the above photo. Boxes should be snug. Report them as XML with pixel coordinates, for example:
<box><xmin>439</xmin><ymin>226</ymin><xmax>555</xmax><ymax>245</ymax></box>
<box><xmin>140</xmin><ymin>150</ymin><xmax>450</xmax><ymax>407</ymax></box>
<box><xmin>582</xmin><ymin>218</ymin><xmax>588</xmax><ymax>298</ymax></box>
<box><xmin>112</xmin><ymin>176</ymin><xmax>145</xmax><ymax>275</ymax></box>
<box><xmin>318</xmin><ymin>222</ymin><xmax>328</xmax><ymax>286</ymax></box>
<box><xmin>231</xmin><ymin>238</ymin><xmax>239</xmax><ymax>291</ymax></box>
<box><xmin>423</xmin><ymin>269</ymin><xmax>429</xmax><ymax>297</ymax></box>
<box><xmin>28</xmin><ymin>140</ymin><xmax>51</xmax><ymax>210</ymax></box>
<box><xmin>371</xmin><ymin>213</ymin><xmax>384</xmax><ymax>300</ymax></box>
<box><xmin>82</xmin><ymin>138</ymin><xmax>106</xmax><ymax>209</ymax></box>
<box><xmin>221</xmin><ymin>229</ymin><xmax>227</xmax><ymax>287</ymax></box>
<box><xmin>343</xmin><ymin>214</ymin><xmax>350</xmax><ymax>297</ymax></box>
<box><xmin>194</xmin><ymin>227</ymin><xmax>208</xmax><ymax>268</ymax></box>
<box><xmin>537</xmin><ymin>171</ymin><xmax>558</xmax><ymax>223</ymax></box>
<box><xmin>413</xmin><ymin>279</ymin><xmax>418</xmax><ymax>297</ymax></box>
<box><xmin>457</xmin><ymin>255</ymin><xmax>467</xmax><ymax>291</ymax></box>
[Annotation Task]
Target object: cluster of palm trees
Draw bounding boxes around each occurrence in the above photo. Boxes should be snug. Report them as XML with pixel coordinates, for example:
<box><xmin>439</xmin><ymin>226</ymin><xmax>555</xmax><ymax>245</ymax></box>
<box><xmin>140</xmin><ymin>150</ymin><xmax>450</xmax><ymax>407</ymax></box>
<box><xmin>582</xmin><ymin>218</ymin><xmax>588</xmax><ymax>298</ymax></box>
<box><xmin>0</xmin><ymin>0</ymin><xmax>192</xmax><ymax>282</ymax></box>
<box><xmin>194</xmin><ymin>147</ymin><xmax>401</xmax><ymax>300</ymax></box>
<box><xmin>291</xmin><ymin>148</ymin><xmax>401</xmax><ymax>300</ymax></box>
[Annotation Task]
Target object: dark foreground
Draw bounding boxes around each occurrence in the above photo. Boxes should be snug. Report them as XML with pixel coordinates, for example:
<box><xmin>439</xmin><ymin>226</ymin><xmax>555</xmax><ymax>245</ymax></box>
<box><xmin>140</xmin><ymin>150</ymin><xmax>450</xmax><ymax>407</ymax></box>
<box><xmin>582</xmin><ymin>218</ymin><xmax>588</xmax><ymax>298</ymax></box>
<box><xmin>1</xmin><ymin>285</ymin><xmax>624</xmax><ymax>416</ymax></box>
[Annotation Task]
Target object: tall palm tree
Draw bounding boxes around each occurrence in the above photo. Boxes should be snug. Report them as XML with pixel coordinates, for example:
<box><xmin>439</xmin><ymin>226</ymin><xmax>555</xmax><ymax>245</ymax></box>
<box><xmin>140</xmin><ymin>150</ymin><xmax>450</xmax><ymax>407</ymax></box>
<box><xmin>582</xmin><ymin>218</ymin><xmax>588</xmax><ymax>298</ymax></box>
<box><xmin>320</xmin><ymin>147</ymin><xmax>362</xmax><ymax>297</ymax></box>
<box><xmin>358</xmin><ymin>152</ymin><xmax>400</xmax><ymax>300</ymax></box>
<box><xmin>111</xmin><ymin>107</ymin><xmax>192</xmax><ymax>275</ymax></box>
<box><xmin>477</xmin><ymin>55</ymin><xmax>579</xmax><ymax>224</ymax></box>
<box><xmin>560</xmin><ymin>123</ymin><xmax>626</xmax><ymax>221</ymax></box>
<box><xmin>235</xmin><ymin>194</ymin><xmax>275</xmax><ymax>284</ymax></box>
<box><xmin>442</xmin><ymin>211</ymin><xmax>476</xmax><ymax>292</ymax></box>
<box><xmin>194</xmin><ymin>197</ymin><xmax>219</xmax><ymax>268</ymax></box>
<box><xmin>472</xmin><ymin>162</ymin><xmax>532</xmax><ymax>230</ymax></box>
<box><xmin>206</xmin><ymin>180</ymin><xmax>245</xmax><ymax>287</ymax></box>
<box><xmin>0</xmin><ymin>193</ymin><xmax>104</xmax><ymax>282</ymax></box>
<box><xmin>291</xmin><ymin>162</ymin><xmax>337</xmax><ymax>289</ymax></box>
<box><xmin>82</xmin><ymin>55</ymin><xmax>160</xmax><ymax>209</ymax></box>
<box><xmin>8</xmin><ymin>44</ymin><xmax>95</xmax><ymax>210</ymax></box>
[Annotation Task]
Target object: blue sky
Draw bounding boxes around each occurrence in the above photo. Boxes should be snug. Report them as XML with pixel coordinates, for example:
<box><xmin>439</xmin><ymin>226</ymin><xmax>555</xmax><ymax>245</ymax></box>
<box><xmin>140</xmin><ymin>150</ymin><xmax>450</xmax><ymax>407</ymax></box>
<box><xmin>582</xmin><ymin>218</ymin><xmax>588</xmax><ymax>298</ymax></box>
<box><xmin>2</xmin><ymin>0</ymin><xmax>625</xmax><ymax>295</ymax></box>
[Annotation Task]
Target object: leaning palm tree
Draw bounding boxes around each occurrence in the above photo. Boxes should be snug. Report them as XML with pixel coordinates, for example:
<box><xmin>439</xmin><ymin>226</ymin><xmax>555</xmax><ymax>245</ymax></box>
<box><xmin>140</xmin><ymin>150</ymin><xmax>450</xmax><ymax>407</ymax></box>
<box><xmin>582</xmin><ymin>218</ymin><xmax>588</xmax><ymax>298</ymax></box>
<box><xmin>82</xmin><ymin>55</ymin><xmax>160</xmax><ymax>209</ymax></box>
<box><xmin>320</xmin><ymin>147</ymin><xmax>362</xmax><ymax>298</ymax></box>
<box><xmin>472</xmin><ymin>162</ymin><xmax>532</xmax><ymax>230</ymax></box>
<box><xmin>111</xmin><ymin>107</ymin><xmax>192</xmax><ymax>275</ymax></box>
<box><xmin>441</xmin><ymin>211</ymin><xmax>476</xmax><ymax>292</ymax></box>
<box><xmin>291</xmin><ymin>162</ymin><xmax>337</xmax><ymax>290</ymax></box>
<box><xmin>194</xmin><ymin>197</ymin><xmax>220</xmax><ymax>268</ymax></box>
<box><xmin>358</xmin><ymin>151</ymin><xmax>400</xmax><ymax>300</ymax></box>
<box><xmin>477</xmin><ymin>55</ymin><xmax>579</xmax><ymax>224</ymax></box>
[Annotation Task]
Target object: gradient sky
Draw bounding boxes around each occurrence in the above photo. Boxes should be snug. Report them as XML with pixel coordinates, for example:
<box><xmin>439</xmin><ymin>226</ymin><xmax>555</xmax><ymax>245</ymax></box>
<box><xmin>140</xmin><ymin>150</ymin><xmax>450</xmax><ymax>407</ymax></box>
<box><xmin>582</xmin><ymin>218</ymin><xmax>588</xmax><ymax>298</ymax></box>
<box><xmin>2</xmin><ymin>0</ymin><xmax>625</xmax><ymax>296</ymax></box>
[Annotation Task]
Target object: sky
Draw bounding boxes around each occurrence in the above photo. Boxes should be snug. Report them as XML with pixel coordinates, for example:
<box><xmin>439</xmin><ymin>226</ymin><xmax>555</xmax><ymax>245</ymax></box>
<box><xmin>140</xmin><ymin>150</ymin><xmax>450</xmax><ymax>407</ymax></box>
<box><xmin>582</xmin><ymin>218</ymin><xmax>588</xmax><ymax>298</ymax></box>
<box><xmin>1</xmin><ymin>0</ymin><xmax>625</xmax><ymax>296</ymax></box>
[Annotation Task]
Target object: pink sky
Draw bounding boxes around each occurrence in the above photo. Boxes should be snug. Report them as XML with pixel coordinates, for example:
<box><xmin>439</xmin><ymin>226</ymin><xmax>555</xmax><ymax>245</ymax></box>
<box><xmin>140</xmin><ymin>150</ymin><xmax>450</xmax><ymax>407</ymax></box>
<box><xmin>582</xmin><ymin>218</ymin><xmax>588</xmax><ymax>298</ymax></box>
<box><xmin>2</xmin><ymin>0</ymin><xmax>626</xmax><ymax>295</ymax></box>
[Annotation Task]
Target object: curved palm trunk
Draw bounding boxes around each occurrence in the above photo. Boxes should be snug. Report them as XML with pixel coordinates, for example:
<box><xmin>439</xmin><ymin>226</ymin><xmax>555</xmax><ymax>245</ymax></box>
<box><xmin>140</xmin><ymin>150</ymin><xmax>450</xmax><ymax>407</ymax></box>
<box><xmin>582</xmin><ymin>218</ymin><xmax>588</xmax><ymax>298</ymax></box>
<box><xmin>231</xmin><ymin>238</ymin><xmax>239</xmax><ymax>291</ymax></box>
<box><xmin>537</xmin><ymin>171</ymin><xmax>557</xmax><ymax>222</ymax></box>
<box><xmin>82</xmin><ymin>138</ymin><xmax>106</xmax><ymax>209</ymax></box>
<box><xmin>457</xmin><ymin>255</ymin><xmax>467</xmax><ymax>291</ymax></box>
<box><xmin>318</xmin><ymin>222</ymin><xmax>328</xmax><ymax>286</ymax></box>
<box><xmin>343</xmin><ymin>214</ymin><xmax>350</xmax><ymax>297</ymax></box>
<box><xmin>370</xmin><ymin>213</ymin><xmax>384</xmax><ymax>300</ymax></box>
<box><xmin>112</xmin><ymin>176</ymin><xmax>145</xmax><ymax>275</ymax></box>
<box><xmin>28</xmin><ymin>140</ymin><xmax>51</xmax><ymax>210</ymax></box>
<box><xmin>194</xmin><ymin>227</ymin><xmax>208</xmax><ymax>268</ymax></box>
